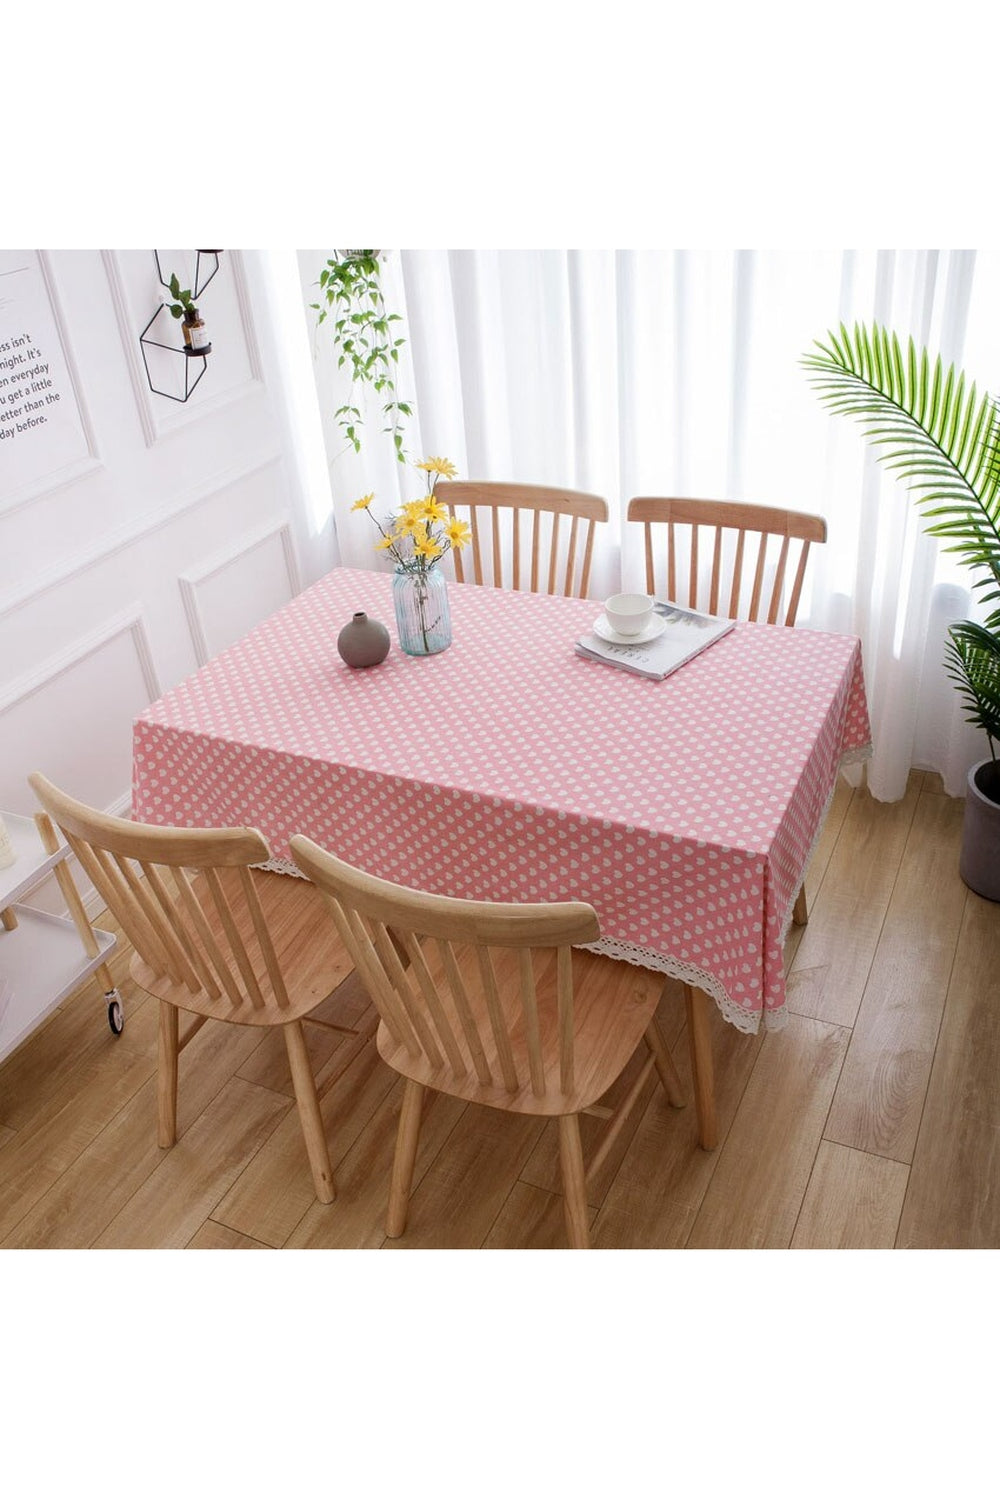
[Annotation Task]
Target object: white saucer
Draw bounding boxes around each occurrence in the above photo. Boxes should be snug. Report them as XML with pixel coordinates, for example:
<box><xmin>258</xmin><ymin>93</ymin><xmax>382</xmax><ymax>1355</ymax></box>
<box><xmin>592</xmin><ymin>612</ymin><xmax>667</xmax><ymax>646</ymax></box>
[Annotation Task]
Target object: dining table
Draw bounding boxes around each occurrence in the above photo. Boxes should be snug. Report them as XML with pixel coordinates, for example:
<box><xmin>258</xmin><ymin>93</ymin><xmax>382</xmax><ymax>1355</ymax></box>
<box><xmin>131</xmin><ymin>565</ymin><xmax>871</xmax><ymax>1148</ymax></box>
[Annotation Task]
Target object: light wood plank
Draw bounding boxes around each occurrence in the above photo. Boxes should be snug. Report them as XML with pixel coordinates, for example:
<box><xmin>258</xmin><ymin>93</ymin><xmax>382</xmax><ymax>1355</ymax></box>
<box><xmin>214</xmin><ymin>1028</ymin><xmax>396</xmax><ymax>1247</ymax></box>
<box><xmin>0</xmin><ymin>1037</ymin><xmax>156</xmax><ymax>1244</ymax></box>
<box><xmin>484</xmin><ymin>1180</ymin><xmax>597</xmax><ymax>1249</ymax></box>
<box><xmin>187</xmin><ymin>1220</ymin><xmax>271</xmax><ymax>1249</ymax></box>
<box><xmin>824</xmin><ymin>789</ymin><xmax>967</xmax><ymax>1160</ymax></box>
<box><xmin>790</xmin><ymin>1140</ymin><xmax>910</xmax><ymax>1248</ymax></box>
<box><xmin>4</xmin><ymin>1020</ymin><xmax>267</xmax><ymax>1249</ymax></box>
<box><xmin>896</xmin><ymin>893</ymin><xmax>1000</xmax><ymax>1248</ymax></box>
<box><xmin>686</xmin><ymin>1014</ymin><xmax>850</xmax><ymax>1248</ymax></box>
<box><xmin>287</xmin><ymin>1079</ymin><xmax>466</xmax><ymax>1249</ymax></box>
<box><xmin>381</xmin><ymin>1103</ymin><xmax>545</xmax><ymax>1250</ymax></box>
<box><xmin>0</xmin><ymin>967</ymin><xmax>146</xmax><ymax>1135</ymax></box>
<box><xmin>93</xmin><ymin>1077</ymin><xmax>289</xmax><ymax>1249</ymax></box>
<box><xmin>591</xmin><ymin>1007</ymin><xmax>765</xmax><ymax>1249</ymax></box>
<box><xmin>785</xmin><ymin>776</ymin><xmax>922</xmax><ymax>1027</ymax></box>
<box><xmin>3</xmin><ymin>1078</ymin><xmax>165</xmax><ymax>1249</ymax></box>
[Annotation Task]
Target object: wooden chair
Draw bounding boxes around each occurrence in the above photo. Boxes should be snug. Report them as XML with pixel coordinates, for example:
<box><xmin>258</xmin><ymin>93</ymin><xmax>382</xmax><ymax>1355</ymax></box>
<box><xmin>29</xmin><ymin>773</ymin><xmax>357</xmax><ymax>1205</ymax></box>
<box><xmin>625</xmin><ymin>498</ymin><xmax>828</xmax><ymax>1148</ymax></box>
<box><xmin>626</xmin><ymin>497</ymin><xmax>827</xmax><ymax>626</ymax></box>
<box><xmin>434</xmin><ymin>481</ymin><xmax>608</xmax><ymax>598</ymax></box>
<box><xmin>290</xmin><ymin>834</ymin><xmax>685</xmax><ymax>1249</ymax></box>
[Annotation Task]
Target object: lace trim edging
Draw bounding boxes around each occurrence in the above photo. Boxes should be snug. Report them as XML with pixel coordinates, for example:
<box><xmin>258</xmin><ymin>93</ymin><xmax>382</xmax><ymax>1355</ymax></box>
<box><xmin>840</xmin><ymin>742</ymin><xmax>873</xmax><ymax>769</ymax></box>
<box><xmin>575</xmin><ymin>936</ymin><xmax>785</xmax><ymax>1034</ymax></box>
<box><xmin>258</xmin><ymin>856</ymin><xmax>307</xmax><ymax>878</ymax></box>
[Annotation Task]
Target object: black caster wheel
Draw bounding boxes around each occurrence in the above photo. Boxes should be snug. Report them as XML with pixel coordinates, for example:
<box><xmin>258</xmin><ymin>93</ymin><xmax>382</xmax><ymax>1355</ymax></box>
<box><xmin>107</xmin><ymin>996</ymin><xmax>124</xmax><ymax>1035</ymax></box>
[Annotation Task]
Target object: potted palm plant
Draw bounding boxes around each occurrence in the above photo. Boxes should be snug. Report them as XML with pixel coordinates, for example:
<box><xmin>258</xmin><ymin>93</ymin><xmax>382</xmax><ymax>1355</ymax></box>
<box><xmin>803</xmin><ymin>322</ymin><xmax>1000</xmax><ymax>900</ymax></box>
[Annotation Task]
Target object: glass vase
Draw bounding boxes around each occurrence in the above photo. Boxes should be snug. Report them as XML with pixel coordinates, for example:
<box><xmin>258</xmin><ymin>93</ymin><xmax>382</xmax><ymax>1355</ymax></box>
<box><xmin>392</xmin><ymin>564</ymin><xmax>452</xmax><ymax>656</ymax></box>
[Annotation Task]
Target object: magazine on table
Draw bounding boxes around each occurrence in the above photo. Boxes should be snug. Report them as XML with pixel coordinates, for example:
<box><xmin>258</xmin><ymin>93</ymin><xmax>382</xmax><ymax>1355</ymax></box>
<box><xmin>575</xmin><ymin>600</ymin><xmax>736</xmax><ymax>680</ymax></box>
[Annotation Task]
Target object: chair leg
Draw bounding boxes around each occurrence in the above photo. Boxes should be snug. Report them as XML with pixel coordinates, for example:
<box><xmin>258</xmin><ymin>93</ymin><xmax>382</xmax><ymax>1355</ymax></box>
<box><xmin>283</xmin><ymin>1020</ymin><xmax>336</xmax><ymax>1204</ymax></box>
<box><xmin>792</xmin><ymin>884</ymin><xmax>809</xmax><ymax>926</ymax></box>
<box><xmin>684</xmin><ymin>985</ymin><xmax>718</xmax><ymax>1150</ymax></box>
<box><xmin>644</xmin><ymin>1020</ymin><xmax>685</xmax><ymax>1107</ymax></box>
<box><xmin>558</xmin><ymin>1114</ymin><xmax>591</xmax><ymax>1249</ymax></box>
<box><xmin>157</xmin><ymin>1001</ymin><xmax>179</xmax><ymax>1148</ymax></box>
<box><xmin>386</xmin><ymin>1078</ymin><xmax>425</xmax><ymax>1239</ymax></box>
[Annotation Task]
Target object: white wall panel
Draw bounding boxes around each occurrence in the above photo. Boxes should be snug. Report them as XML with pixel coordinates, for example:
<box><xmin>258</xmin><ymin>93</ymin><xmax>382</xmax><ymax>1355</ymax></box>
<box><xmin>0</xmin><ymin>607</ymin><xmax>159</xmax><ymax>816</ymax></box>
<box><xmin>180</xmin><ymin>521</ymin><xmax>301</xmax><ymax>665</ymax></box>
<box><xmin>0</xmin><ymin>456</ymin><xmax>288</xmax><ymax>625</ymax></box>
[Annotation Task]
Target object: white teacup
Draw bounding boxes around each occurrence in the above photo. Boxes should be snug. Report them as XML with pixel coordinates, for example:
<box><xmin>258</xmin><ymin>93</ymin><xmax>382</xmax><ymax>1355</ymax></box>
<box><xmin>604</xmin><ymin>592</ymin><xmax>654</xmax><ymax>636</ymax></box>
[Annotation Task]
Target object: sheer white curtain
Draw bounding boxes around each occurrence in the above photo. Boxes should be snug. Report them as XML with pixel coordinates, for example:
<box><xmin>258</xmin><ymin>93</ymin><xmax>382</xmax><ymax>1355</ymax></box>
<box><xmin>317</xmin><ymin>248</ymin><xmax>997</xmax><ymax>801</ymax></box>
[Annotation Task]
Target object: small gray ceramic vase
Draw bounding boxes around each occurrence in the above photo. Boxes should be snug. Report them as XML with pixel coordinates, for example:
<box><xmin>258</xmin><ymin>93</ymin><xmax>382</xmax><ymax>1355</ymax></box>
<box><xmin>337</xmin><ymin>611</ymin><xmax>390</xmax><ymax>668</ymax></box>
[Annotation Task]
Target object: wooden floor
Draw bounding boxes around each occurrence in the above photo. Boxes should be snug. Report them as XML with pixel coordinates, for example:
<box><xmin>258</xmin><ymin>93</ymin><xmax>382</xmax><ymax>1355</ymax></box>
<box><xmin>2</xmin><ymin>768</ymin><xmax>998</xmax><ymax>1251</ymax></box>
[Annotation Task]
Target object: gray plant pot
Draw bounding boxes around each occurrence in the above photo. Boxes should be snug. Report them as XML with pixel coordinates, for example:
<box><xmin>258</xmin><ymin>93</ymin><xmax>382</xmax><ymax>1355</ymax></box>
<box><xmin>958</xmin><ymin>758</ymin><xmax>1000</xmax><ymax>902</ymax></box>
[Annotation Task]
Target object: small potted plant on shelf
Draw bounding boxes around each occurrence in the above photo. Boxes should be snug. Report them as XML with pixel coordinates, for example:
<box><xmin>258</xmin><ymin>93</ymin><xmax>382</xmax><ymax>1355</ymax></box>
<box><xmin>803</xmin><ymin>322</ymin><xmax>1000</xmax><ymax>900</ymax></box>
<box><xmin>166</xmin><ymin>272</ymin><xmax>211</xmax><ymax>355</ymax></box>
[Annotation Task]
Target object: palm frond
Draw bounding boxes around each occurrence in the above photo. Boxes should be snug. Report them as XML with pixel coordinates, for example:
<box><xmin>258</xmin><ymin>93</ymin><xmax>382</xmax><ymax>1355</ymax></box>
<box><xmin>945</xmin><ymin>622</ymin><xmax>1000</xmax><ymax>755</ymax></box>
<box><xmin>802</xmin><ymin>323</ymin><xmax>1000</xmax><ymax>593</ymax></box>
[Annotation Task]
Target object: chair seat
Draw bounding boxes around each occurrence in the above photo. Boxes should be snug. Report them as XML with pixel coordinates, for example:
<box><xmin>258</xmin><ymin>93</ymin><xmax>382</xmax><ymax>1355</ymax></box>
<box><xmin>375</xmin><ymin>943</ymin><xmax>665</xmax><ymax>1115</ymax></box>
<box><xmin>130</xmin><ymin>868</ymin><xmax>354</xmax><ymax>1024</ymax></box>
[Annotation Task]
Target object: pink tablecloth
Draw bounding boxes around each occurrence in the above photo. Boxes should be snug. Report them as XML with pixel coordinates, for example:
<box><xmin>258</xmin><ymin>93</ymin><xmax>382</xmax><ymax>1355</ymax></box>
<box><xmin>132</xmin><ymin>567</ymin><xmax>870</xmax><ymax>1033</ymax></box>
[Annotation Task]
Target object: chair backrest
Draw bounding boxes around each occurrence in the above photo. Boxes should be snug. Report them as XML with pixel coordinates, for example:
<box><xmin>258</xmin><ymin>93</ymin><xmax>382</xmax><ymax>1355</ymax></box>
<box><xmin>434</xmin><ymin>481</ymin><xmax>608</xmax><ymax>598</ymax></box>
<box><xmin>28</xmin><ymin>772</ymin><xmax>291</xmax><ymax>1016</ymax></box>
<box><xmin>626</xmin><ymin>497</ymin><xmax>827</xmax><ymax>625</ymax></box>
<box><xmin>290</xmin><ymin>834</ymin><xmax>601</xmax><ymax>1105</ymax></box>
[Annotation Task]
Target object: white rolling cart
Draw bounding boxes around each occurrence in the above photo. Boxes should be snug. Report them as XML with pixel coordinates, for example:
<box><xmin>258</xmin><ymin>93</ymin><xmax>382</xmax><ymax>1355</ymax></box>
<box><xmin>0</xmin><ymin>809</ymin><xmax>122</xmax><ymax>1066</ymax></box>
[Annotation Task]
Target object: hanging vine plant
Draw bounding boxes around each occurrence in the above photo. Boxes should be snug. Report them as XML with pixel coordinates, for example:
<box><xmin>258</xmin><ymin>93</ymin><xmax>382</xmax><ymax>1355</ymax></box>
<box><xmin>311</xmin><ymin>249</ymin><xmax>411</xmax><ymax>462</ymax></box>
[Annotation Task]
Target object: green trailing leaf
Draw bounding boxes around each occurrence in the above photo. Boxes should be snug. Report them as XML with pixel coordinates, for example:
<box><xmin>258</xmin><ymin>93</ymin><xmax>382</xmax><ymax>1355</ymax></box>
<box><xmin>312</xmin><ymin>250</ymin><xmax>410</xmax><ymax>462</ymax></box>
<box><xmin>804</xmin><ymin>320</ymin><xmax>1000</xmax><ymax>764</ymax></box>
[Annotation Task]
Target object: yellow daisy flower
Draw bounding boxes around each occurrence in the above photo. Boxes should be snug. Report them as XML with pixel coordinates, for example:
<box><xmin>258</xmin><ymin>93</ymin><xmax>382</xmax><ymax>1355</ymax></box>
<box><xmin>395</xmin><ymin>510</ymin><xmax>424</xmax><ymax>538</ymax></box>
<box><xmin>422</xmin><ymin>496</ymin><xmax>448</xmax><ymax>523</ymax></box>
<box><xmin>375</xmin><ymin>535</ymin><xmax>396</xmax><ymax>551</ymax></box>
<box><xmin>415</xmin><ymin>456</ymin><xmax>458</xmax><ymax>479</ymax></box>
<box><xmin>445</xmin><ymin>517</ymin><xmax>472</xmax><ymax>549</ymax></box>
<box><xmin>413</xmin><ymin>533</ymin><xmax>443</xmax><ymax>560</ymax></box>
<box><xmin>351</xmin><ymin>492</ymin><xmax>375</xmax><ymax>511</ymax></box>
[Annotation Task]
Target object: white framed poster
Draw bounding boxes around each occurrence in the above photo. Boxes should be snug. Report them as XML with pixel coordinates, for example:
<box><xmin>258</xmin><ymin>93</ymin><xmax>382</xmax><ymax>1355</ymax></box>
<box><xmin>0</xmin><ymin>250</ymin><xmax>97</xmax><ymax>511</ymax></box>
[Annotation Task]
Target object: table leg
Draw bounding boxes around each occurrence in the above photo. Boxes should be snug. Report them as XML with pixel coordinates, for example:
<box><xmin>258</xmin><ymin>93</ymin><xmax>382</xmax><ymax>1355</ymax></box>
<box><xmin>792</xmin><ymin>885</ymin><xmax>809</xmax><ymax>926</ymax></box>
<box><xmin>684</xmin><ymin>984</ymin><xmax>718</xmax><ymax>1150</ymax></box>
